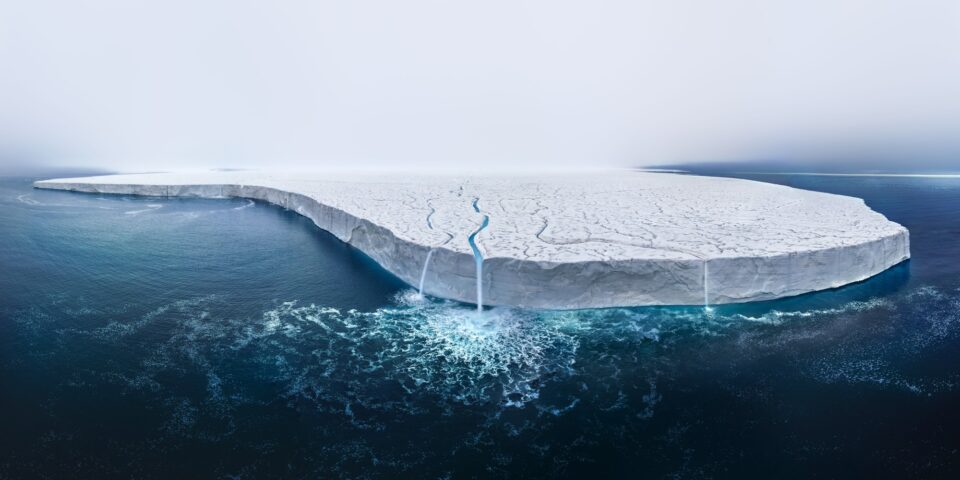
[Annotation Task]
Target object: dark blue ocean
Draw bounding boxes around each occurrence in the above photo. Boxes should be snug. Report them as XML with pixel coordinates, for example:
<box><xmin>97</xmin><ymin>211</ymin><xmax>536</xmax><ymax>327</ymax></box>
<box><xmin>1</xmin><ymin>170</ymin><xmax>959</xmax><ymax>478</ymax></box>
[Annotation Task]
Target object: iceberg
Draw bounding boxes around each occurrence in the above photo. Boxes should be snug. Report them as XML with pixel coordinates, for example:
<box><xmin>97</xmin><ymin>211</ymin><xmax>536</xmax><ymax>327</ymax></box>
<box><xmin>35</xmin><ymin>171</ymin><xmax>909</xmax><ymax>309</ymax></box>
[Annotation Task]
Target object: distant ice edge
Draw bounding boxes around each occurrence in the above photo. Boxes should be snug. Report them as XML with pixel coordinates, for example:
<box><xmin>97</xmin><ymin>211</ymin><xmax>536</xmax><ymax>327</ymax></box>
<box><xmin>34</xmin><ymin>180</ymin><xmax>910</xmax><ymax>309</ymax></box>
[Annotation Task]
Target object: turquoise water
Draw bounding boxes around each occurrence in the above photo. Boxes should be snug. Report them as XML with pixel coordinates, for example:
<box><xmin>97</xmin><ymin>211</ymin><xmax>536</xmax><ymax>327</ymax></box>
<box><xmin>1</xmin><ymin>172</ymin><xmax>958</xmax><ymax>478</ymax></box>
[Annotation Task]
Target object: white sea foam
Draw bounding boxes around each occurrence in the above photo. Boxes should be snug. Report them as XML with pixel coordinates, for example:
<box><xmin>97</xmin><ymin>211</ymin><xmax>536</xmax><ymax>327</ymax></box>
<box><xmin>797</xmin><ymin>286</ymin><xmax>960</xmax><ymax>394</ymax></box>
<box><xmin>249</xmin><ymin>293</ymin><xmax>580</xmax><ymax>407</ymax></box>
<box><xmin>729</xmin><ymin>297</ymin><xmax>894</xmax><ymax>325</ymax></box>
<box><xmin>124</xmin><ymin>204</ymin><xmax>164</xmax><ymax>215</ymax></box>
<box><xmin>15</xmin><ymin>193</ymin><xmax>110</xmax><ymax>209</ymax></box>
<box><xmin>17</xmin><ymin>284</ymin><xmax>959</xmax><ymax>443</ymax></box>
<box><xmin>232</xmin><ymin>199</ymin><xmax>255</xmax><ymax>211</ymax></box>
<box><xmin>16</xmin><ymin>194</ymin><xmax>41</xmax><ymax>205</ymax></box>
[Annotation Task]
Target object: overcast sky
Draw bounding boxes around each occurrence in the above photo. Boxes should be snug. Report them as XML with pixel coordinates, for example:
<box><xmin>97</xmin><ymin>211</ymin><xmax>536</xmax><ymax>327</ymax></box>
<box><xmin>1</xmin><ymin>0</ymin><xmax>958</xmax><ymax>173</ymax></box>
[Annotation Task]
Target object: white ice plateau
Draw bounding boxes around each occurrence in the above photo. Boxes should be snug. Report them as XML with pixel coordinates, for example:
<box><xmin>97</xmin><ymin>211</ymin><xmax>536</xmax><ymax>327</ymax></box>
<box><xmin>35</xmin><ymin>171</ymin><xmax>909</xmax><ymax>309</ymax></box>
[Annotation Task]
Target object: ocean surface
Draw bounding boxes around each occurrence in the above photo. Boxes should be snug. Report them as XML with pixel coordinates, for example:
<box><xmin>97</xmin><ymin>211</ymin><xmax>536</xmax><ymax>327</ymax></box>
<box><xmin>1</xmin><ymin>170</ymin><xmax>958</xmax><ymax>478</ymax></box>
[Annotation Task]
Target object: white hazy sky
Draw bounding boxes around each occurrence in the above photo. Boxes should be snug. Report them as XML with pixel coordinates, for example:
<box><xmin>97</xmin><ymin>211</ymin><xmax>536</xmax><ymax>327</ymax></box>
<box><xmin>1</xmin><ymin>0</ymin><xmax>959</xmax><ymax>172</ymax></box>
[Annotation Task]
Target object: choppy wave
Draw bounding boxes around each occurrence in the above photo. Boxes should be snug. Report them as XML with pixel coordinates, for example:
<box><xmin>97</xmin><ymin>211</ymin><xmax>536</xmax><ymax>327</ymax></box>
<box><xmin>7</xmin><ymin>284</ymin><xmax>960</xmax><ymax>475</ymax></box>
<box><xmin>241</xmin><ymin>291</ymin><xmax>582</xmax><ymax>408</ymax></box>
<box><xmin>13</xmin><ymin>287</ymin><xmax>959</xmax><ymax>409</ymax></box>
<box><xmin>795</xmin><ymin>286</ymin><xmax>960</xmax><ymax>394</ymax></box>
<box><xmin>18</xmin><ymin>287</ymin><xmax>959</xmax><ymax>401</ymax></box>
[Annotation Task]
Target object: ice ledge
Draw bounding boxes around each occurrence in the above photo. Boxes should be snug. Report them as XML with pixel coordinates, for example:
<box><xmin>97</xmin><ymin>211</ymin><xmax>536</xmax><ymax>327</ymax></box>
<box><xmin>34</xmin><ymin>172</ymin><xmax>909</xmax><ymax>309</ymax></box>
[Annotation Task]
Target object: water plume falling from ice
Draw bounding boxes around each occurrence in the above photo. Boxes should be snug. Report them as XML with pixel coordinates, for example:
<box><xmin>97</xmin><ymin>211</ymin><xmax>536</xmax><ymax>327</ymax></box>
<box><xmin>467</xmin><ymin>198</ymin><xmax>490</xmax><ymax>312</ymax></box>
<box><xmin>703</xmin><ymin>261</ymin><xmax>712</xmax><ymax>312</ymax></box>
<box><xmin>418</xmin><ymin>249</ymin><xmax>434</xmax><ymax>297</ymax></box>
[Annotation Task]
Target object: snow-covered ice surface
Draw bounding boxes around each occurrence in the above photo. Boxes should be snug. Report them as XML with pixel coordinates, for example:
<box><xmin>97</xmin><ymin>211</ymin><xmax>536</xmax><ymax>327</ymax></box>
<box><xmin>34</xmin><ymin>171</ymin><xmax>909</xmax><ymax>308</ymax></box>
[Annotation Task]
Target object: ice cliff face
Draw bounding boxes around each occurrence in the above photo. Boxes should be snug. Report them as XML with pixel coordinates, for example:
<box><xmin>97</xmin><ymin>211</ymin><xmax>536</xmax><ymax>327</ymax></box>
<box><xmin>35</xmin><ymin>171</ymin><xmax>909</xmax><ymax>309</ymax></box>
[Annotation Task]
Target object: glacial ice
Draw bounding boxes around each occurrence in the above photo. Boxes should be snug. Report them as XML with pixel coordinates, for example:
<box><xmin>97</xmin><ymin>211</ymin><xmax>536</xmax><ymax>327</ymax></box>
<box><xmin>34</xmin><ymin>171</ymin><xmax>910</xmax><ymax>309</ymax></box>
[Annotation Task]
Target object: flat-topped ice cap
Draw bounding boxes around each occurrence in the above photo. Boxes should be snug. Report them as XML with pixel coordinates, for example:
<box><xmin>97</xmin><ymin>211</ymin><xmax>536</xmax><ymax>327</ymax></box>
<box><xmin>35</xmin><ymin>171</ymin><xmax>909</xmax><ymax>309</ymax></box>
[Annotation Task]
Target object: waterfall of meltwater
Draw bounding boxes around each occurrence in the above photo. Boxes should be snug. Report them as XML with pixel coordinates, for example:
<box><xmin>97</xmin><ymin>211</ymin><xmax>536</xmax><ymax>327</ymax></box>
<box><xmin>418</xmin><ymin>249</ymin><xmax>434</xmax><ymax>296</ymax></box>
<box><xmin>703</xmin><ymin>261</ymin><xmax>712</xmax><ymax>311</ymax></box>
<box><xmin>467</xmin><ymin>198</ymin><xmax>490</xmax><ymax>312</ymax></box>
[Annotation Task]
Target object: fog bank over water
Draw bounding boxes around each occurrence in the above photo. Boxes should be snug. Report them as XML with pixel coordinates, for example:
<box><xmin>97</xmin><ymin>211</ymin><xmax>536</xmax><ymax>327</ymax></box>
<box><xmin>2</xmin><ymin>1</ymin><xmax>959</xmax><ymax>172</ymax></box>
<box><xmin>657</xmin><ymin>158</ymin><xmax>960</xmax><ymax>176</ymax></box>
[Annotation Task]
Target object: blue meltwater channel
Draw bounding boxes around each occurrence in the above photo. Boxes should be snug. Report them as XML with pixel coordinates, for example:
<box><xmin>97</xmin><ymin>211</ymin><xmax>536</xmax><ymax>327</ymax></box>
<box><xmin>467</xmin><ymin>198</ymin><xmax>490</xmax><ymax>311</ymax></box>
